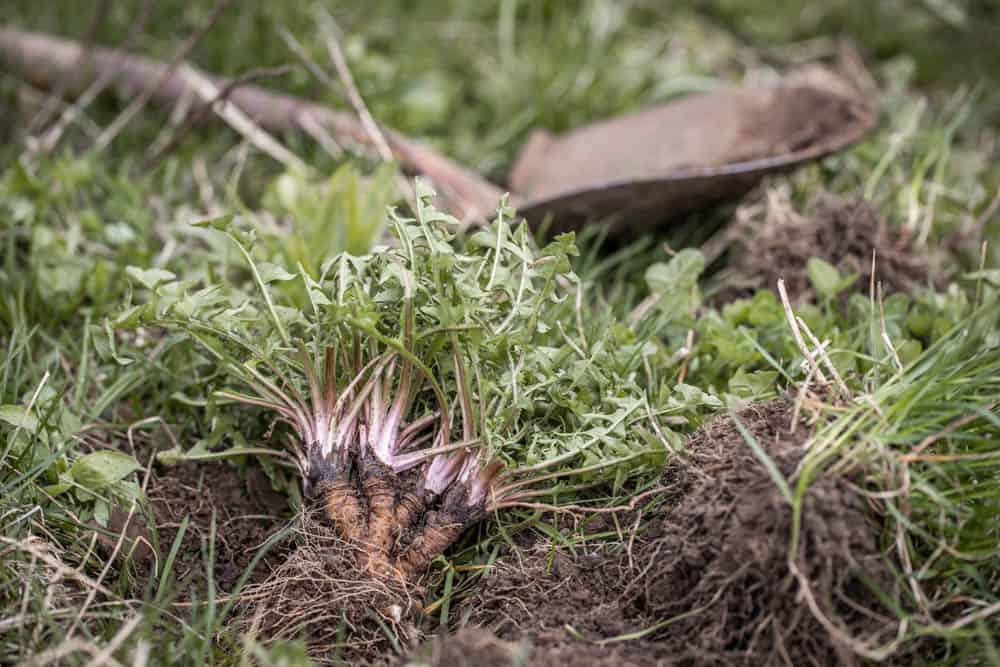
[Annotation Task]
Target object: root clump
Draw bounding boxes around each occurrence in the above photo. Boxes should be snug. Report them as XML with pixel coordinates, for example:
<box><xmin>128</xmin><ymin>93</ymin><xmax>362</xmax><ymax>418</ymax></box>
<box><xmin>457</xmin><ymin>401</ymin><xmax>900</xmax><ymax>666</ymax></box>
<box><xmin>240</xmin><ymin>511</ymin><xmax>420</xmax><ymax>665</ymax></box>
<box><xmin>311</xmin><ymin>457</ymin><xmax>481</xmax><ymax>580</ymax></box>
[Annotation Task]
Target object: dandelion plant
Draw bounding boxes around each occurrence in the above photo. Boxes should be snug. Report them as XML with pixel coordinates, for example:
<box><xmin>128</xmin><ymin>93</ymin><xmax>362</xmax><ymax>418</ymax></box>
<box><xmin>118</xmin><ymin>182</ymin><xmax>659</xmax><ymax>577</ymax></box>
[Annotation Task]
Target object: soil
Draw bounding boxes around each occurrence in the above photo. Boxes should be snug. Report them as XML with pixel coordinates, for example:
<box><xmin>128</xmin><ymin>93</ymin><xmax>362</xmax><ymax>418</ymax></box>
<box><xmin>713</xmin><ymin>194</ymin><xmax>945</xmax><ymax>304</ymax></box>
<box><xmin>448</xmin><ymin>400</ymin><xmax>901</xmax><ymax>667</ymax></box>
<box><xmin>118</xmin><ymin>401</ymin><xmax>901</xmax><ymax>666</ymax></box>
<box><xmin>144</xmin><ymin>459</ymin><xmax>291</xmax><ymax>593</ymax></box>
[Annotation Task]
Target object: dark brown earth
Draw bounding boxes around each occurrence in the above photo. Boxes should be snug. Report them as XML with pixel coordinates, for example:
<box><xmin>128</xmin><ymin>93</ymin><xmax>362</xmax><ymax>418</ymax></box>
<box><xmin>713</xmin><ymin>194</ymin><xmax>944</xmax><ymax>304</ymax></box>
<box><xmin>145</xmin><ymin>459</ymin><xmax>290</xmax><ymax>592</ymax></box>
<box><xmin>443</xmin><ymin>401</ymin><xmax>901</xmax><ymax>667</ymax></box>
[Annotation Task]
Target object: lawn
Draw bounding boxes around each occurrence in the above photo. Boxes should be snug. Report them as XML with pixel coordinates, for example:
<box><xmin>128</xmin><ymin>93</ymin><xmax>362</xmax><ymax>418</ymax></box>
<box><xmin>1</xmin><ymin>1</ymin><xmax>998</xmax><ymax>665</ymax></box>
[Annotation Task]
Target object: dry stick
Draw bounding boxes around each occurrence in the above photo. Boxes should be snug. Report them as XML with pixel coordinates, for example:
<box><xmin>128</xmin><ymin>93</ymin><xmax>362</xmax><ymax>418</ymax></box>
<box><xmin>90</xmin><ymin>0</ymin><xmax>234</xmax><ymax>155</ymax></box>
<box><xmin>144</xmin><ymin>64</ymin><xmax>295</xmax><ymax>168</ymax></box>
<box><xmin>81</xmin><ymin>613</ymin><xmax>143</xmax><ymax>667</ymax></box>
<box><xmin>146</xmin><ymin>86</ymin><xmax>196</xmax><ymax>161</ymax></box>
<box><xmin>273</xmin><ymin>29</ymin><xmax>353</xmax><ymax>161</ymax></box>
<box><xmin>282</xmin><ymin>20</ymin><xmax>415</xmax><ymax>208</ymax></box>
<box><xmin>0</xmin><ymin>537</ymin><xmax>119</xmax><ymax>601</ymax></box>
<box><xmin>175</xmin><ymin>65</ymin><xmax>307</xmax><ymax>171</ymax></box>
<box><xmin>23</xmin><ymin>639</ymin><xmax>126</xmax><ymax>667</ymax></box>
<box><xmin>34</xmin><ymin>0</ymin><xmax>155</xmax><ymax>155</ymax></box>
<box><xmin>318</xmin><ymin>15</ymin><xmax>393</xmax><ymax>163</ymax></box>
<box><xmin>791</xmin><ymin>359</ymin><xmax>822</xmax><ymax>435</ymax></box>
<box><xmin>0</xmin><ymin>26</ymin><xmax>503</xmax><ymax>221</ymax></box>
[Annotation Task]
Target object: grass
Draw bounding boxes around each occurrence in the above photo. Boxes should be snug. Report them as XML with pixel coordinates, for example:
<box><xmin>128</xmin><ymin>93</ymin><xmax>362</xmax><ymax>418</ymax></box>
<box><xmin>1</xmin><ymin>0</ymin><xmax>999</xmax><ymax>664</ymax></box>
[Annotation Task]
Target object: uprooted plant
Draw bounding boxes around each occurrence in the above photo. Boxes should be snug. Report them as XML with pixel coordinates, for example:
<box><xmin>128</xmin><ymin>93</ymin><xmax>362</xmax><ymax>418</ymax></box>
<box><xmin>115</xmin><ymin>181</ymin><xmax>660</xmax><ymax>580</ymax></box>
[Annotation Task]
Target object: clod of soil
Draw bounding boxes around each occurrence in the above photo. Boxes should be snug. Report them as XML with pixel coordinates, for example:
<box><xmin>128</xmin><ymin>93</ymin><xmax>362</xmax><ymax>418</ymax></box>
<box><xmin>146</xmin><ymin>460</ymin><xmax>290</xmax><ymax>592</ymax></box>
<box><xmin>239</xmin><ymin>511</ymin><xmax>419</xmax><ymax>665</ymax></box>
<box><xmin>403</xmin><ymin>627</ymin><xmax>530</xmax><ymax>667</ymax></box>
<box><xmin>457</xmin><ymin>401</ymin><xmax>900</xmax><ymax>666</ymax></box>
<box><xmin>714</xmin><ymin>194</ymin><xmax>944</xmax><ymax>304</ymax></box>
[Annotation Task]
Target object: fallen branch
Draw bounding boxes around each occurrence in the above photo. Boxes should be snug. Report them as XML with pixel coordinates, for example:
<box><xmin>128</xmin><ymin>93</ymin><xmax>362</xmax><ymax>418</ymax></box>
<box><xmin>0</xmin><ymin>26</ymin><xmax>502</xmax><ymax>222</ymax></box>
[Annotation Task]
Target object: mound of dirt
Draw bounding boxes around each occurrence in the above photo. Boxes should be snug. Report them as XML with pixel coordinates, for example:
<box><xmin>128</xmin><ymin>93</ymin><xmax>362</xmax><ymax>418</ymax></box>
<box><xmin>456</xmin><ymin>401</ymin><xmax>901</xmax><ymax>666</ymax></box>
<box><xmin>146</xmin><ymin>460</ymin><xmax>291</xmax><ymax>592</ymax></box>
<box><xmin>714</xmin><ymin>194</ymin><xmax>944</xmax><ymax>304</ymax></box>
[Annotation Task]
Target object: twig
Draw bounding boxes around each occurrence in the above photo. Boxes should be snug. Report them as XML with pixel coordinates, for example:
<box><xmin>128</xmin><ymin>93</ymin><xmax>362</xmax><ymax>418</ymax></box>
<box><xmin>795</xmin><ymin>315</ymin><xmax>852</xmax><ymax>398</ymax></box>
<box><xmin>81</xmin><ymin>613</ymin><xmax>142</xmax><ymax>667</ymax></box>
<box><xmin>0</xmin><ymin>537</ymin><xmax>118</xmax><ymax>600</ymax></box>
<box><xmin>90</xmin><ymin>0</ymin><xmax>234</xmax><ymax>155</ymax></box>
<box><xmin>278</xmin><ymin>23</ymin><xmax>415</xmax><ymax>207</ymax></box>
<box><xmin>145</xmin><ymin>64</ymin><xmax>295</xmax><ymax>168</ymax></box>
<box><xmin>0</xmin><ymin>25</ymin><xmax>503</xmax><ymax>220</ymax></box>
<box><xmin>176</xmin><ymin>65</ymin><xmax>308</xmax><ymax>171</ymax></box>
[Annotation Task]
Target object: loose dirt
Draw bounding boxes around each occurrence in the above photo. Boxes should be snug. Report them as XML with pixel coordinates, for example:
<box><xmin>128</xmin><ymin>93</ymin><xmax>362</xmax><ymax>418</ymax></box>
<box><xmin>449</xmin><ymin>401</ymin><xmax>900</xmax><ymax>666</ymax></box>
<box><xmin>713</xmin><ymin>194</ymin><xmax>944</xmax><ymax>304</ymax></box>
<box><xmin>145</xmin><ymin>459</ymin><xmax>291</xmax><ymax>592</ymax></box>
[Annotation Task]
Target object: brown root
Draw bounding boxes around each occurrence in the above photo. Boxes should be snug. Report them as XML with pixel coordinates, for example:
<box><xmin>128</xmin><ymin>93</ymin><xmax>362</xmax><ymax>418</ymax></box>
<box><xmin>363</xmin><ymin>473</ymin><xmax>397</xmax><ymax>556</ymax></box>
<box><xmin>397</xmin><ymin>512</ymin><xmax>466</xmax><ymax>577</ymax></box>
<box><xmin>319</xmin><ymin>479</ymin><xmax>365</xmax><ymax>544</ymax></box>
<box><xmin>315</xmin><ymin>466</ymin><xmax>475</xmax><ymax>581</ymax></box>
<box><xmin>394</xmin><ymin>490</ymin><xmax>426</xmax><ymax>537</ymax></box>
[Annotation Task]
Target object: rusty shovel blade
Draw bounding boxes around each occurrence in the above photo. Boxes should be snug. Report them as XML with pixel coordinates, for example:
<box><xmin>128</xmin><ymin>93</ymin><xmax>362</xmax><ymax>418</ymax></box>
<box><xmin>509</xmin><ymin>80</ymin><xmax>876</xmax><ymax>237</ymax></box>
